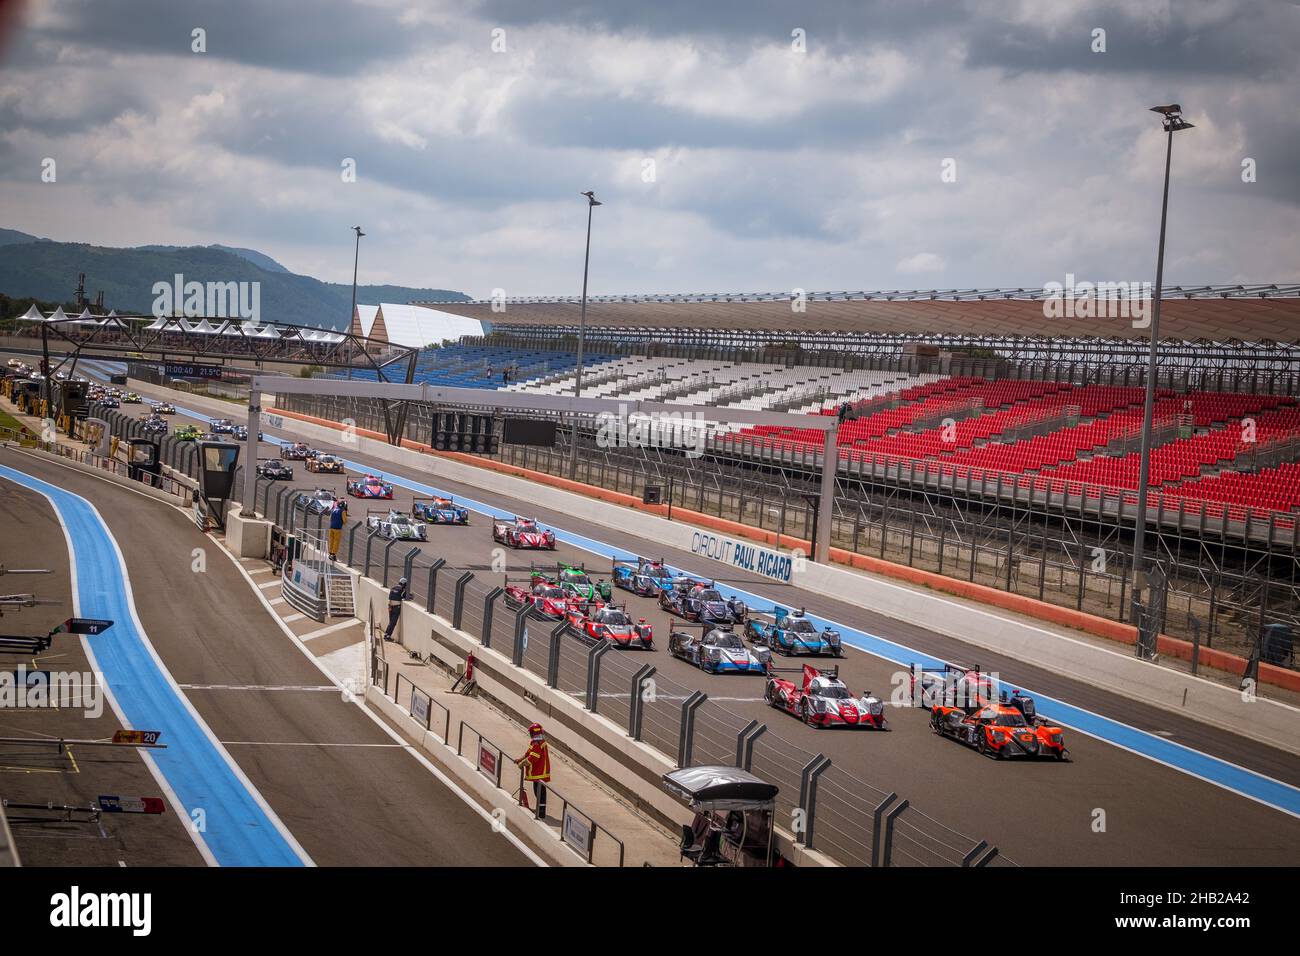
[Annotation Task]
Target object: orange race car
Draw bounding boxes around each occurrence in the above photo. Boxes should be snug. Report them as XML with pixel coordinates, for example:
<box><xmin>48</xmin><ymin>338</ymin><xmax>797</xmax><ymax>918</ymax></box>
<box><xmin>930</xmin><ymin>692</ymin><xmax>1069</xmax><ymax>761</ymax></box>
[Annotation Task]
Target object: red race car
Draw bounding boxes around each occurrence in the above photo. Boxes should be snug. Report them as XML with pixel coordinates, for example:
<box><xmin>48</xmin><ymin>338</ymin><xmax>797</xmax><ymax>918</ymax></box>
<box><xmin>347</xmin><ymin>474</ymin><xmax>394</xmax><ymax>499</ymax></box>
<box><xmin>577</xmin><ymin>603</ymin><xmax>653</xmax><ymax>649</ymax></box>
<box><xmin>504</xmin><ymin>580</ymin><xmax>573</xmax><ymax>619</ymax></box>
<box><xmin>765</xmin><ymin>664</ymin><xmax>888</xmax><ymax>729</ymax></box>
<box><xmin>492</xmin><ymin>516</ymin><xmax>556</xmax><ymax>549</ymax></box>
<box><xmin>930</xmin><ymin>693</ymin><xmax>1069</xmax><ymax>760</ymax></box>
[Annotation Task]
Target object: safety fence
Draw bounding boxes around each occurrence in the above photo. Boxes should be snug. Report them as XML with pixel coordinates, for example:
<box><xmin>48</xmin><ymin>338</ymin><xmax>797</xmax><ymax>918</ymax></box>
<box><xmin>370</xmin><ymin>659</ymin><xmax>624</xmax><ymax>866</ymax></box>
<box><xmin>269</xmin><ymin>468</ymin><xmax>1018</xmax><ymax>868</ymax></box>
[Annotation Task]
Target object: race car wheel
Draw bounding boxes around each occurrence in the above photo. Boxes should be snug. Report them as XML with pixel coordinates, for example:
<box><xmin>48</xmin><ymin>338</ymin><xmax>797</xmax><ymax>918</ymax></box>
<box><xmin>763</xmin><ymin>682</ymin><xmax>777</xmax><ymax>705</ymax></box>
<box><xmin>930</xmin><ymin>711</ymin><xmax>942</xmax><ymax>733</ymax></box>
<box><xmin>978</xmin><ymin>734</ymin><xmax>990</xmax><ymax>757</ymax></box>
<box><xmin>801</xmin><ymin>700</ymin><xmax>816</xmax><ymax>726</ymax></box>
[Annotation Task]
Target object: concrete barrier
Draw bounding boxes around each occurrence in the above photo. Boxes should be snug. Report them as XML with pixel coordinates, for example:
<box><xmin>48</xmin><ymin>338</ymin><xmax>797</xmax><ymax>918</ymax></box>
<box><xmin>226</xmin><ymin>503</ymin><xmax>272</xmax><ymax>558</ymax></box>
<box><xmin>363</xmin><ymin>686</ymin><xmax>586</xmax><ymax>867</ymax></box>
<box><xmin>3</xmin><ymin>442</ymin><xmax>189</xmax><ymax>509</ymax></box>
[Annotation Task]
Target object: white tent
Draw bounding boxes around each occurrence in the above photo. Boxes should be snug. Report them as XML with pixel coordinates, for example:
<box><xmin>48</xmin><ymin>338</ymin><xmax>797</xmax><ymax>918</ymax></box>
<box><xmin>18</xmin><ymin>304</ymin><xmax>44</xmax><ymax>321</ymax></box>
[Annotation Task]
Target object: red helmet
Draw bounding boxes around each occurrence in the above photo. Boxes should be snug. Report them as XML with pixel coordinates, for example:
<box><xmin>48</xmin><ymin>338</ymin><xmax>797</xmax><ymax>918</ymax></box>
<box><xmin>528</xmin><ymin>722</ymin><xmax>544</xmax><ymax>735</ymax></box>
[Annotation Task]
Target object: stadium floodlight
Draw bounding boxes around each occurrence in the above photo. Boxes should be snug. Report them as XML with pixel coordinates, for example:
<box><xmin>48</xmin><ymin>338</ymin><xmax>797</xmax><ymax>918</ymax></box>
<box><xmin>568</xmin><ymin>190</ymin><xmax>602</xmax><ymax>480</ymax></box>
<box><xmin>1131</xmin><ymin>104</ymin><xmax>1194</xmax><ymax>661</ymax></box>
<box><xmin>348</xmin><ymin>226</ymin><xmax>366</xmax><ymax>380</ymax></box>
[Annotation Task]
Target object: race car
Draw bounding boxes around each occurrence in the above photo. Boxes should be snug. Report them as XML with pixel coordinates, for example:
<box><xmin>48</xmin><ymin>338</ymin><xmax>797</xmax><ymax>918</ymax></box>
<box><xmin>122</xmin><ymin>392</ymin><xmax>141</xmax><ymax>403</ymax></box>
<box><xmin>230</xmin><ymin>424</ymin><xmax>262</xmax><ymax>441</ymax></box>
<box><xmin>659</xmin><ymin>580</ymin><xmax>747</xmax><ymax>625</ymax></box>
<box><xmin>305</xmin><ymin>454</ymin><xmax>345</xmax><ymax>474</ymax></box>
<box><xmin>909</xmin><ymin>662</ymin><xmax>996</xmax><ymax>712</ymax></box>
<box><xmin>99</xmin><ymin>396</ymin><xmax>120</xmax><ymax>408</ymax></box>
<box><xmin>411</xmin><ymin>495</ymin><xmax>469</xmax><ymax>525</ymax></box>
<box><xmin>745</xmin><ymin>607</ymin><xmax>843</xmax><ymax>657</ymax></box>
<box><xmin>503</xmin><ymin>580</ymin><xmax>574</xmax><ymax>619</ymax></box>
<box><xmin>930</xmin><ymin>693</ymin><xmax>1068</xmax><ymax>760</ymax></box>
<box><xmin>493</xmin><ymin>516</ymin><xmax>556</xmax><ymax>550</ymax></box>
<box><xmin>667</xmin><ymin>626</ymin><xmax>770</xmax><ymax>674</ymax></box>
<box><xmin>208</xmin><ymin>418</ymin><xmax>234</xmax><ymax>433</ymax></box>
<box><xmin>256</xmin><ymin>459</ymin><xmax>293</xmax><ymax>480</ymax></box>
<box><xmin>140</xmin><ymin>416</ymin><xmax>168</xmax><ymax>435</ymax></box>
<box><xmin>765</xmin><ymin>664</ymin><xmax>887</xmax><ymax>729</ymax></box>
<box><xmin>366</xmin><ymin>509</ymin><xmax>427</xmax><ymax>541</ymax></box>
<box><xmin>348</xmin><ymin>473</ymin><xmax>394</xmax><ymax>498</ymax></box>
<box><xmin>555</xmin><ymin>563</ymin><xmax>612</xmax><ymax>602</ymax></box>
<box><xmin>151</xmin><ymin>402</ymin><xmax>176</xmax><ymax>415</ymax></box>
<box><xmin>295</xmin><ymin>488</ymin><xmax>340</xmax><ymax>515</ymax></box>
<box><xmin>611</xmin><ymin>556</ymin><xmax>676</xmax><ymax>596</ymax></box>
<box><xmin>173</xmin><ymin>424</ymin><xmax>203</xmax><ymax>441</ymax></box>
<box><xmin>577</xmin><ymin>603</ymin><xmax>653</xmax><ymax>649</ymax></box>
<box><xmin>281</xmin><ymin>442</ymin><xmax>316</xmax><ymax>460</ymax></box>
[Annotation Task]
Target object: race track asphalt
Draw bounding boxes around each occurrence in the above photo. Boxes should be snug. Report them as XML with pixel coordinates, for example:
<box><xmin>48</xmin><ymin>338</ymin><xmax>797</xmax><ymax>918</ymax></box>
<box><xmin>0</xmin><ymin>445</ymin><xmax>530</xmax><ymax>867</ymax></box>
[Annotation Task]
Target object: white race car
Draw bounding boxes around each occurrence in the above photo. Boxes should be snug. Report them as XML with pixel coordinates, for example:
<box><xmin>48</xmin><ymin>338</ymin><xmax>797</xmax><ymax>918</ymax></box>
<box><xmin>366</xmin><ymin>509</ymin><xmax>427</xmax><ymax>541</ymax></box>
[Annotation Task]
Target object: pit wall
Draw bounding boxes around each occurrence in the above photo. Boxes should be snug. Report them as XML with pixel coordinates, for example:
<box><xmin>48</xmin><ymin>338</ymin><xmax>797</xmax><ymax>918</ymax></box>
<box><xmin>349</xmin><ymin>571</ymin><xmax>837</xmax><ymax>867</ymax></box>
<box><xmin>119</xmin><ymin>380</ymin><xmax>1300</xmax><ymax>755</ymax></box>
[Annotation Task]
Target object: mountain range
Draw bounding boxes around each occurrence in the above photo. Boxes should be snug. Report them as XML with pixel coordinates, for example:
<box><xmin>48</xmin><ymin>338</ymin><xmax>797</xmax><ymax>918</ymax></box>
<box><xmin>0</xmin><ymin>229</ymin><xmax>468</xmax><ymax>328</ymax></box>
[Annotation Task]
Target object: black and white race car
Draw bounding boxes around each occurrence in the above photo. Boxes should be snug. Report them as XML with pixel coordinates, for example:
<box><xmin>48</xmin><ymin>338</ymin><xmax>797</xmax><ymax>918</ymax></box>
<box><xmin>256</xmin><ymin>459</ymin><xmax>293</xmax><ymax>480</ymax></box>
<box><xmin>365</xmin><ymin>509</ymin><xmax>428</xmax><ymax>541</ymax></box>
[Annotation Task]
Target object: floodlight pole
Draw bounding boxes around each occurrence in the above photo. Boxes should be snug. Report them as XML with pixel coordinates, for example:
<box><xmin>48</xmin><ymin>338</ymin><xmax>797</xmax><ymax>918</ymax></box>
<box><xmin>348</xmin><ymin>226</ymin><xmax>364</xmax><ymax>381</ymax></box>
<box><xmin>1131</xmin><ymin>106</ymin><xmax>1192</xmax><ymax>660</ymax></box>
<box><xmin>568</xmin><ymin>191</ymin><xmax>601</xmax><ymax>480</ymax></box>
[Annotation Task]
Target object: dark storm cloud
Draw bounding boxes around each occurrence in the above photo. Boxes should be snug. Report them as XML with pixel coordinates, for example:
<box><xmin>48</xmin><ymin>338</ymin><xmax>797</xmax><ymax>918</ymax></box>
<box><xmin>33</xmin><ymin>0</ymin><xmax>427</xmax><ymax>74</ymax></box>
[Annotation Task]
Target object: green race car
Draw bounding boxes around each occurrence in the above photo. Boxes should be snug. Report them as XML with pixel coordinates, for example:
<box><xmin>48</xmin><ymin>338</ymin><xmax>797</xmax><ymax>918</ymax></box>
<box><xmin>174</xmin><ymin>424</ymin><xmax>203</xmax><ymax>441</ymax></box>
<box><xmin>557</xmin><ymin>562</ymin><xmax>612</xmax><ymax>602</ymax></box>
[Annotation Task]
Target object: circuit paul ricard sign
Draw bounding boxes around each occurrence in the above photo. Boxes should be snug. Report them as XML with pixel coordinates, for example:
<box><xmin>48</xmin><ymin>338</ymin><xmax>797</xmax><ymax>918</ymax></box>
<box><xmin>688</xmin><ymin>529</ymin><xmax>797</xmax><ymax>583</ymax></box>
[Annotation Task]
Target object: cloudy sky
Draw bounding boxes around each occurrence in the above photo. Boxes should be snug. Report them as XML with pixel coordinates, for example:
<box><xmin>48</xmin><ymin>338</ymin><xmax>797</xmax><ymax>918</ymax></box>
<box><xmin>0</xmin><ymin>0</ymin><xmax>1295</xmax><ymax>299</ymax></box>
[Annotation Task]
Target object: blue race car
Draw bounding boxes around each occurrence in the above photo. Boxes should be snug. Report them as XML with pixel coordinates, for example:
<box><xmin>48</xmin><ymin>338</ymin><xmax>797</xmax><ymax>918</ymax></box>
<box><xmin>412</xmin><ymin>495</ymin><xmax>470</xmax><ymax>525</ymax></box>
<box><xmin>611</xmin><ymin>556</ymin><xmax>676</xmax><ymax>596</ymax></box>
<box><xmin>659</xmin><ymin>579</ymin><xmax>747</xmax><ymax>626</ymax></box>
<box><xmin>745</xmin><ymin>607</ymin><xmax>843</xmax><ymax>657</ymax></box>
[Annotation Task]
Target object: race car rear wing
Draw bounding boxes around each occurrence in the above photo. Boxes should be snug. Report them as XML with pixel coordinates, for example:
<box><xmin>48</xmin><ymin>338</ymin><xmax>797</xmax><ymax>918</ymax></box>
<box><xmin>909</xmin><ymin>661</ymin><xmax>989</xmax><ymax>709</ymax></box>
<box><xmin>411</xmin><ymin>495</ymin><xmax>455</xmax><ymax>507</ymax></box>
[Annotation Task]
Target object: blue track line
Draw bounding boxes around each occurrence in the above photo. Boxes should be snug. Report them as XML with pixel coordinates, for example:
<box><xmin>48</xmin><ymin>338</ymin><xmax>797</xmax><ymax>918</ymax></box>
<box><xmin>0</xmin><ymin>464</ymin><xmax>310</xmax><ymax>866</ymax></box>
<box><xmin>189</xmin><ymin>404</ymin><xmax>1300</xmax><ymax>818</ymax></box>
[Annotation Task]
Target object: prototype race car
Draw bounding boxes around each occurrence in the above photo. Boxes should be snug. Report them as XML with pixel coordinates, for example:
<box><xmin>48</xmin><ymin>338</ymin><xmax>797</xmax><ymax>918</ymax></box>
<box><xmin>99</xmin><ymin>396</ymin><xmax>120</xmax><ymax>408</ymax></box>
<box><xmin>305</xmin><ymin>453</ymin><xmax>345</xmax><ymax>474</ymax></box>
<box><xmin>503</xmin><ymin>580</ymin><xmax>575</xmax><ymax>619</ymax></box>
<box><xmin>493</xmin><ymin>516</ymin><xmax>556</xmax><ymax>549</ymax></box>
<box><xmin>256</xmin><ymin>459</ymin><xmax>293</xmax><ymax>480</ymax></box>
<box><xmin>412</xmin><ymin>495</ymin><xmax>469</xmax><ymax>525</ymax></box>
<box><xmin>930</xmin><ymin>693</ymin><xmax>1068</xmax><ymax>760</ymax></box>
<box><xmin>295</xmin><ymin>488</ymin><xmax>340</xmax><ymax>515</ymax></box>
<box><xmin>611</xmin><ymin>556</ymin><xmax>676</xmax><ymax>596</ymax></box>
<box><xmin>366</xmin><ymin>509</ymin><xmax>427</xmax><ymax>541</ymax></box>
<box><xmin>281</xmin><ymin>442</ymin><xmax>316</xmax><ymax>460</ymax></box>
<box><xmin>209</xmin><ymin>418</ymin><xmax>234</xmax><ymax>433</ymax></box>
<box><xmin>555</xmin><ymin>563</ymin><xmax>612</xmax><ymax>602</ymax></box>
<box><xmin>230</xmin><ymin>424</ymin><xmax>262</xmax><ymax>441</ymax></box>
<box><xmin>765</xmin><ymin>664</ymin><xmax>887</xmax><ymax>729</ymax></box>
<box><xmin>745</xmin><ymin>607</ymin><xmax>843</xmax><ymax>657</ymax></box>
<box><xmin>122</xmin><ymin>392</ymin><xmax>142</xmax><ymax>403</ymax></box>
<box><xmin>151</xmin><ymin>402</ymin><xmax>176</xmax><ymax>415</ymax></box>
<box><xmin>659</xmin><ymin>580</ymin><xmax>747</xmax><ymax>625</ymax></box>
<box><xmin>668</xmin><ymin>626</ymin><xmax>770</xmax><ymax>674</ymax></box>
<box><xmin>140</xmin><ymin>416</ymin><xmax>168</xmax><ymax>435</ymax></box>
<box><xmin>348</xmin><ymin>473</ymin><xmax>393</xmax><ymax>498</ymax></box>
<box><xmin>576</xmin><ymin>603</ymin><xmax>653</xmax><ymax>649</ymax></box>
<box><xmin>173</xmin><ymin>424</ymin><xmax>202</xmax><ymax>441</ymax></box>
<box><xmin>909</xmin><ymin>662</ymin><xmax>996</xmax><ymax>712</ymax></box>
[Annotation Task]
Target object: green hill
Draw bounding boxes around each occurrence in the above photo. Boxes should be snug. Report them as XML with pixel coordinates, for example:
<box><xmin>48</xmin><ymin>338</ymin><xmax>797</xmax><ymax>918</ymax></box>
<box><xmin>0</xmin><ymin>236</ymin><xmax>469</xmax><ymax>328</ymax></box>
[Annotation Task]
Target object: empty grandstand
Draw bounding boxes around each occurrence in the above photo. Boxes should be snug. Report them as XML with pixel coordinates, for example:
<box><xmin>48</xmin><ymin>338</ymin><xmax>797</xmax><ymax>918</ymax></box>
<box><xmin>272</xmin><ymin>284</ymin><xmax>1300</xmax><ymax>671</ymax></box>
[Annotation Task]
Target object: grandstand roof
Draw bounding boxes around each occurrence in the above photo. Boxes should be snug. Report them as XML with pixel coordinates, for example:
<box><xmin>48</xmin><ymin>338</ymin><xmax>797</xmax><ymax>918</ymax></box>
<box><xmin>417</xmin><ymin>285</ymin><xmax>1300</xmax><ymax>344</ymax></box>
<box><xmin>357</xmin><ymin>303</ymin><xmax>487</xmax><ymax>349</ymax></box>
